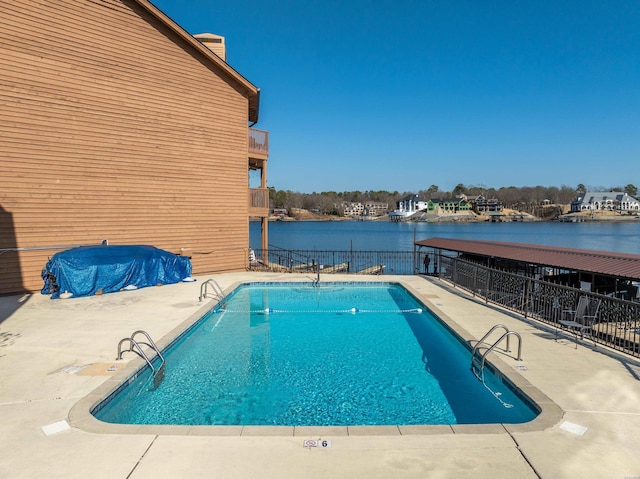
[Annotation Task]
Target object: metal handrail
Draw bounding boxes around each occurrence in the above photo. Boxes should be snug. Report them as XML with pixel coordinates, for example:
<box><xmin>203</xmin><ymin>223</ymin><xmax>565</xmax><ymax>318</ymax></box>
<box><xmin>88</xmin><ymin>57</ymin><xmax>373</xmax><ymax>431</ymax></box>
<box><xmin>116</xmin><ymin>329</ymin><xmax>164</xmax><ymax>375</ymax></box>
<box><xmin>116</xmin><ymin>329</ymin><xmax>165</xmax><ymax>389</ymax></box>
<box><xmin>117</xmin><ymin>338</ymin><xmax>158</xmax><ymax>375</ymax></box>
<box><xmin>472</xmin><ymin>324</ymin><xmax>512</xmax><ymax>357</ymax></box>
<box><xmin>199</xmin><ymin>278</ymin><xmax>226</xmax><ymax>304</ymax></box>
<box><xmin>130</xmin><ymin>330</ymin><xmax>165</xmax><ymax>364</ymax></box>
<box><xmin>471</xmin><ymin>326</ymin><xmax>522</xmax><ymax>381</ymax></box>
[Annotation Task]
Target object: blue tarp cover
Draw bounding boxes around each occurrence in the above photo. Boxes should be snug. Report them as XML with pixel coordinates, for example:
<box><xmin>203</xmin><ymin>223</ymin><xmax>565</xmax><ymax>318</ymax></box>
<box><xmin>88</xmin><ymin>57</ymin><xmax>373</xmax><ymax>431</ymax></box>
<box><xmin>41</xmin><ymin>245</ymin><xmax>192</xmax><ymax>299</ymax></box>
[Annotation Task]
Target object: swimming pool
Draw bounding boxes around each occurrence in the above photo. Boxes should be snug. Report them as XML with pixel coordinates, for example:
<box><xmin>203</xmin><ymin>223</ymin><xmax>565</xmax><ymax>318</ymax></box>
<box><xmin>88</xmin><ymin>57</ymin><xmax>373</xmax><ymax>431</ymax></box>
<box><xmin>93</xmin><ymin>282</ymin><xmax>538</xmax><ymax>426</ymax></box>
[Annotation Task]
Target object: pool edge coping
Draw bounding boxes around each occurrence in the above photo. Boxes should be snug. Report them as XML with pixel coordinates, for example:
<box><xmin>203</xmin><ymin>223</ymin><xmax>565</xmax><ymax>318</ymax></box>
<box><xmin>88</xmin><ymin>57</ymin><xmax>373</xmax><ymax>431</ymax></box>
<box><xmin>68</xmin><ymin>277</ymin><xmax>564</xmax><ymax>437</ymax></box>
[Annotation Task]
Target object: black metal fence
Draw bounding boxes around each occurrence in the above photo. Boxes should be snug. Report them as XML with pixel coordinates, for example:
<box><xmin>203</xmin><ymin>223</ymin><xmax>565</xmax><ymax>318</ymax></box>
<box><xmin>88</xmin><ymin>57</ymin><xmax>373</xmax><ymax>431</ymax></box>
<box><xmin>251</xmin><ymin>247</ymin><xmax>419</xmax><ymax>275</ymax></box>
<box><xmin>440</xmin><ymin>255</ymin><xmax>640</xmax><ymax>357</ymax></box>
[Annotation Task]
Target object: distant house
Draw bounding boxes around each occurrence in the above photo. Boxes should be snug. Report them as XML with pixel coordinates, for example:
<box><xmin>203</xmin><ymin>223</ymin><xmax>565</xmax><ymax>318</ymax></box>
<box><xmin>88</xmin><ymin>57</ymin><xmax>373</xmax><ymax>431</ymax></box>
<box><xmin>342</xmin><ymin>201</ymin><xmax>388</xmax><ymax>217</ymax></box>
<box><xmin>389</xmin><ymin>194</ymin><xmax>427</xmax><ymax>221</ymax></box>
<box><xmin>427</xmin><ymin>197</ymin><xmax>471</xmax><ymax>214</ymax></box>
<box><xmin>363</xmin><ymin>202</ymin><xmax>389</xmax><ymax>217</ymax></box>
<box><xmin>273</xmin><ymin>208</ymin><xmax>288</xmax><ymax>218</ymax></box>
<box><xmin>467</xmin><ymin>195</ymin><xmax>503</xmax><ymax>213</ymax></box>
<box><xmin>0</xmin><ymin>0</ymin><xmax>269</xmax><ymax>294</ymax></box>
<box><xmin>343</xmin><ymin>202</ymin><xmax>365</xmax><ymax>217</ymax></box>
<box><xmin>570</xmin><ymin>192</ymin><xmax>640</xmax><ymax>213</ymax></box>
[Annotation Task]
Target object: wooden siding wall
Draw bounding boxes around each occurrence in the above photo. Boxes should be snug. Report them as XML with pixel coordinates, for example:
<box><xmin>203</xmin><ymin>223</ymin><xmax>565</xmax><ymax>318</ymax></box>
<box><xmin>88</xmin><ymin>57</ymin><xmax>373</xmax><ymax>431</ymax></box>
<box><xmin>0</xmin><ymin>0</ymin><xmax>252</xmax><ymax>294</ymax></box>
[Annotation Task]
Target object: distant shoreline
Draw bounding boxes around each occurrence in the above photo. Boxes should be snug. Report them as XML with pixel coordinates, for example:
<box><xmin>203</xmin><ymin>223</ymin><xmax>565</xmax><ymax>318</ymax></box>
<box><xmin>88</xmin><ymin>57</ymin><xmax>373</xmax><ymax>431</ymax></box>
<box><xmin>255</xmin><ymin>209</ymin><xmax>640</xmax><ymax>223</ymax></box>
<box><xmin>556</xmin><ymin>213</ymin><xmax>640</xmax><ymax>223</ymax></box>
<box><xmin>259</xmin><ymin>211</ymin><xmax>640</xmax><ymax>223</ymax></box>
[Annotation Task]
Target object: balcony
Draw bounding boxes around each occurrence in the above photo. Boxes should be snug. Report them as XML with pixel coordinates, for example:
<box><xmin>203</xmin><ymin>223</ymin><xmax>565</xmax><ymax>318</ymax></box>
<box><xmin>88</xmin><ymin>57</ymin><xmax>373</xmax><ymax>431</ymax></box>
<box><xmin>249</xmin><ymin>187</ymin><xmax>269</xmax><ymax>217</ymax></box>
<box><xmin>249</xmin><ymin>128</ymin><xmax>269</xmax><ymax>160</ymax></box>
<box><xmin>249</xmin><ymin>127</ymin><xmax>269</xmax><ymax>249</ymax></box>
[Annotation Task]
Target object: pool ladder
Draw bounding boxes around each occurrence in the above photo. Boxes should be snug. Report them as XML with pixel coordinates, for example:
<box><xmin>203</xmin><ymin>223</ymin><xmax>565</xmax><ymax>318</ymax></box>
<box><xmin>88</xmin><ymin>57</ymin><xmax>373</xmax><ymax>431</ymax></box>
<box><xmin>471</xmin><ymin>324</ymin><xmax>522</xmax><ymax>381</ymax></box>
<box><xmin>199</xmin><ymin>278</ymin><xmax>226</xmax><ymax>307</ymax></box>
<box><xmin>117</xmin><ymin>330</ymin><xmax>165</xmax><ymax>389</ymax></box>
<box><xmin>312</xmin><ymin>263</ymin><xmax>320</xmax><ymax>287</ymax></box>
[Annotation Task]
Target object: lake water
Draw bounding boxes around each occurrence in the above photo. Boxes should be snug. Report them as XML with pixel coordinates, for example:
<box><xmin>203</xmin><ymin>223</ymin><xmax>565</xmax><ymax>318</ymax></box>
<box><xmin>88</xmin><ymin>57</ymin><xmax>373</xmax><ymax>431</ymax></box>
<box><xmin>251</xmin><ymin>220</ymin><xmax>640</xmax><ymax>255</ymax></box>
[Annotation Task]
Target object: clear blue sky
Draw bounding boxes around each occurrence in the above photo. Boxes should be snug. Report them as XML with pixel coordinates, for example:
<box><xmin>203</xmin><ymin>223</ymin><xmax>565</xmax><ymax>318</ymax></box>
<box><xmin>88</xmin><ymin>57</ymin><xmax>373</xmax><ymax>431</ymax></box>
<box><xmin>151</xmin><ymin>0</ymin><xmax>639</xmax><ymax>194</ymax></box>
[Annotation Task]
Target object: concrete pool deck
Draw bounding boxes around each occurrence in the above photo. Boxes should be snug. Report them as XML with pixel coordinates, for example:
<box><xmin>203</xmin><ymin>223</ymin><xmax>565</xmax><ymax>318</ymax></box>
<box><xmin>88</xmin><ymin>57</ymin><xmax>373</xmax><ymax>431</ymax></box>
<box><xmin>1</xmin><ymin>272</ymin><xmax>639</xmax><ymax>478</ymax></box>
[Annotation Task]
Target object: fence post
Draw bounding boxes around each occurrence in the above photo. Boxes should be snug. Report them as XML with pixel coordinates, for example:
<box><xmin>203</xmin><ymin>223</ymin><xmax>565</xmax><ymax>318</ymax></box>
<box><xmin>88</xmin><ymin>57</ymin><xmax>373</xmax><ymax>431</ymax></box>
<box><xmin>472</xmin><ymin>266</ymin><xmax>477</xmax><ymax>297</ymax></box>
<box><xmin>451</xmin><ymin>256</ymin><xmax>456</xmax><ymax>287</ymax></box>
<box><xmin>522</xmin><ymin>278</ymin><xmax>530</xmax><ymax>318</ymax></box>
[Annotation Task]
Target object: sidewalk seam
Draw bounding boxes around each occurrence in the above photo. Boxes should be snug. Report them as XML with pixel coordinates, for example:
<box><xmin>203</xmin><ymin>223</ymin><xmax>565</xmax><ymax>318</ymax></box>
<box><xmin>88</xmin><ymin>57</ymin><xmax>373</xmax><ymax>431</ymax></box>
<box><xmin>507</xmin><ymin>430</ymin><xmax>542</xmax><ymax>479</ymax></box>
<box><xmin>126</xmin><ymin>435</ymin><xmax>158</xmax><ymax>479</ymax></box>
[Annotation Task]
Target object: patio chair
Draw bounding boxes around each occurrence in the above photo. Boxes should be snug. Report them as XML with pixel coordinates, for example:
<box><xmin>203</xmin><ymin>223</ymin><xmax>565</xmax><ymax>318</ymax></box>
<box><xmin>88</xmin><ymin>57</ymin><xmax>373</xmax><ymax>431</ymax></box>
<box><xmin>555</xmin><ymin>296</ymin><xmax>601</xmax><ymax>348</ymax></box>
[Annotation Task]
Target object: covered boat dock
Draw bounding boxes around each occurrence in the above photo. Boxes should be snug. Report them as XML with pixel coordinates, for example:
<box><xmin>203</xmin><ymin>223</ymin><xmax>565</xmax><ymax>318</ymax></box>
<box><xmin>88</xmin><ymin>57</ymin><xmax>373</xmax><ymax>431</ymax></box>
<box><xmin>415</xmin><ymin>237</ymin><xmax>640</xmax><ymax>299</ymax></box>
<box><xmin>415</xmin><ymin>237</ymin><xmax>640</xmax><ymax>357</ymax></box>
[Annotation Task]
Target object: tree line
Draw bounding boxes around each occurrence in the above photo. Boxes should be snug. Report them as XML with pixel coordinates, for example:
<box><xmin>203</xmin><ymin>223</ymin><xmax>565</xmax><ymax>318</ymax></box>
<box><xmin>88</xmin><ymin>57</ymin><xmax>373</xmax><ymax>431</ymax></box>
<box><xmin>268</xmin><ymin>183</ymin><xmax>639</xmax><ymax>215</ymax></box>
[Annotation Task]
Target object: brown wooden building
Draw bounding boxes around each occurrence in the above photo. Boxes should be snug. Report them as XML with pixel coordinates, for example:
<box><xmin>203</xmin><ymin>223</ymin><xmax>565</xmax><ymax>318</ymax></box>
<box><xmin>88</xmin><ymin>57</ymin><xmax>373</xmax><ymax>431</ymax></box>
<box><xmin>0</xmin><ymin>0</ymin><xmax>269</xmax><ymax>295</ymax></box>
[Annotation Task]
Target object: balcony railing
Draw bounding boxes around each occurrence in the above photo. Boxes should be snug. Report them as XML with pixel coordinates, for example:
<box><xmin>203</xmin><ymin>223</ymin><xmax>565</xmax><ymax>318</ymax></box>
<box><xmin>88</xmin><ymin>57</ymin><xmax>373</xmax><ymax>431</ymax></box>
<box><xmin>249</xmin><ymin>188</ymin><xmax>269</xmax><ymax>215</ymax></box>
<box><xmin>249</xmin><ymin>128</ymin><xmax>269</xmax><ymax>157</ymax></box>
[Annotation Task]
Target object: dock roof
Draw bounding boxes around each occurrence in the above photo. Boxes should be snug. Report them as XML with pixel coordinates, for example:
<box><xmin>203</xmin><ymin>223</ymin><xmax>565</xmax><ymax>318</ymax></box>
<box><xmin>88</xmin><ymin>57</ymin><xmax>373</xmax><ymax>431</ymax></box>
<box><xmin>415</xmin><ymin>237</ymin><xmax>640</xmax><ymax>280</ymax></box>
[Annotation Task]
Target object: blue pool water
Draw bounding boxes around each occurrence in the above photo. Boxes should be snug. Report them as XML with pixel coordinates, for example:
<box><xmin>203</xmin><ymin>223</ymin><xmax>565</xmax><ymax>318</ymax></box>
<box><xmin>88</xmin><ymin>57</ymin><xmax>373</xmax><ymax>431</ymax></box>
<box><xmin>94</xmin><ymin>283</ymin><xmax>538</xmax><ymax>426</ymax></box>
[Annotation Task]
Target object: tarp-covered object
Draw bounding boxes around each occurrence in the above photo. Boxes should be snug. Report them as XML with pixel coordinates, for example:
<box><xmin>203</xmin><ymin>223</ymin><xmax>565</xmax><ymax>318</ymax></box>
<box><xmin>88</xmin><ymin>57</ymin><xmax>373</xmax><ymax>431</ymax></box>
<box><xmin>41</xmin><ymin>245</ymin><xmax>192</xmax><ymax>299</ymax></box>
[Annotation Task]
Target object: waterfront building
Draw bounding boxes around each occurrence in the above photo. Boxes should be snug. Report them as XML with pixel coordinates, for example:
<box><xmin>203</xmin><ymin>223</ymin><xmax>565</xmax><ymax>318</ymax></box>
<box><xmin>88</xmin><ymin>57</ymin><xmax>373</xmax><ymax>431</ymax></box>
<box><xmin>363</xmin><ymin>202</ymin><xmax>389</xmax><ymax>217</ymax></box>
<box><xmin>570</xmin><ymin>192</ymin><xmax>640</xmax><ymax>213</ymax></box>
<box><xmin>273</xmin><ymin>208</ymin><xmax>288</xmax><ymax>219</ymax></box>
<box><xmin>343</xmin><ymin>201</ymin><xmax>388</xmax><ymax>218</ymax></box>
<box><xmin>0</xmin><ymin>0</ymin><xmax>268</xmax><ymax>294</ymax></box>
<box><xmin>389</xmin><ymin>194</ymin><xmax>427</xmax><ymax>220</ymax></box>
<box><xmin>343</xmin><ymin>202</ymin><xmax>365</xmax><ymax>217</ymax></box>
<box><xmin>466</xmin><ymin>195</ymin><xmax>504</xmax><ymax>213</ymax></box>
<box><xmin>427</xmin><ymin>197</ymin><xmax>472</xmax><ymax>214</ymax></box>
